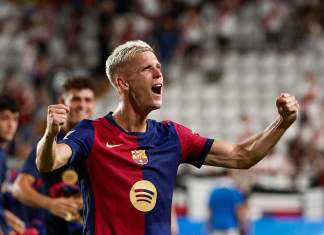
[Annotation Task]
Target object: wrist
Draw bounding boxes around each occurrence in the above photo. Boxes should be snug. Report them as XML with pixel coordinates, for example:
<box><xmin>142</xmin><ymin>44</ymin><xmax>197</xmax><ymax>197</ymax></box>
<box><xmin>278</xmin><ymin>115</ymin><xmax>295</xmax><ymax>129</ymax></box>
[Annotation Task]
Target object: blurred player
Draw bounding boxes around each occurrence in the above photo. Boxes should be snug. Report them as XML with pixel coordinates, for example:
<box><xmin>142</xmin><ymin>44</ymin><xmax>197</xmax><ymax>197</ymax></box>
<box><xmin>208</xmin><ymin>171</ymin><xmax>247</xmax><ymax>235</ymax></box>
<box><xmin>12</xmin><ymin>77</ymin><xmax>96</xmax><ymax>235</ymax></box>
<box><xmin>36</xmin><ymin>40</ymin><xmax>299</xmax><ymax>235</ymax></box>
<box><xmin>0</xmin><ymin>94</ymin><xmax>25</xmax><ymax>235</ymax></box>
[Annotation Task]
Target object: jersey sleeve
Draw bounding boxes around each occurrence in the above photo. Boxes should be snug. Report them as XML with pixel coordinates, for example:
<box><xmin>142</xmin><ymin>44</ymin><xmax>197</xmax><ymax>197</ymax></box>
<box><xmin>0</xmin><ymin>155</ymin><xmax>6</xmax><ymax>186</ymax></box>
<box><xmin>58</xmin><ymin>119</ymin><xmax>94</xmax><ymax>164</ymax></box>
<box><xmin>173</xmin><ymin>122</ymin><xmax>214</xmax><ymax>168</ymax></box>
<box><xmin>21</xmin><ymin>145</ymin><xmax>40</xmax><ymax>179</ymax></box>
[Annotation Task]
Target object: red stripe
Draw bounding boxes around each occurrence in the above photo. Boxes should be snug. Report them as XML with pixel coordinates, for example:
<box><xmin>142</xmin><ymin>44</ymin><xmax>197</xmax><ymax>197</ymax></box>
<box><xmin>88</xmin><ymin>118</ymin><xmax>145</xmax><ymax>235</ymax></box>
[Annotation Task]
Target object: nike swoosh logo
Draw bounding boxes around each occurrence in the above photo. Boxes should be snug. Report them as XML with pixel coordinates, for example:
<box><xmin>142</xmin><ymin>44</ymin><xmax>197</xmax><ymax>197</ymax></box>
<box><xmin>106</xmin><ymin>141</ymin><xmax>122</xmax><ymax>148</ymax></box>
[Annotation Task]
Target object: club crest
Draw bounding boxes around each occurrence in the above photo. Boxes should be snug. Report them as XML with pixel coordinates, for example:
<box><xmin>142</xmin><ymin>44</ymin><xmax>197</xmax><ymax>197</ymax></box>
<box><xmin>131</xmin><ymin>150</ymin><xmax>148</xmax><ymax>165</ymax></box>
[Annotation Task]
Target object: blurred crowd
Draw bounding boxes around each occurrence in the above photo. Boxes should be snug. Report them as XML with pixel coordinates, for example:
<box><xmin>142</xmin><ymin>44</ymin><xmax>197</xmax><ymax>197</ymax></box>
<box><xmin>0</xmin><ymin>0</ymin><xmax>323</xmax><ymax>197</ymax></box>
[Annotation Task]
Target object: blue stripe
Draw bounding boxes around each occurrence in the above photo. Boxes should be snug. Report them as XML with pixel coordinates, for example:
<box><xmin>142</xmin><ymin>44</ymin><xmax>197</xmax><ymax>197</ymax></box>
<box><xmin>138</xmin><ymin>121</ymin><xmax>180</xmax><ymax>235</ymax></box>
<box><xmin>81</xmin><ymin>171</ymin><xmax>96</xmax><ymax>235</ymax></box>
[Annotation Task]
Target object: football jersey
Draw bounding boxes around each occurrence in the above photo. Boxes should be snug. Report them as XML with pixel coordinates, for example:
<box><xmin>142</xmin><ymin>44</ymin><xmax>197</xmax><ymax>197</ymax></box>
<box><xmin>0</xmin><ymin>148</ymin><xmax>8</xmax><ymax>235</ymax></box>
<box><xmin>208</xmin><ymin>186</ymin><xmax>244</xmax><ymax>230</ymax></box>
<box><xmin>61</xmin><ymin>112</ymin><xmax>213</xmax><ymax>235</ymax></box>
<box><xmin>21</xmin><ymin>132</ymin><xmax>82</xmax><ymax>235</ymax></box>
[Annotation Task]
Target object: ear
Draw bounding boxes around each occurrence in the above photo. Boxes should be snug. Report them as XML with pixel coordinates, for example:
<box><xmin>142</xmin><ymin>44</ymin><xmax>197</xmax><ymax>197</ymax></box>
<box><xmin>116</xmin><ymin>76</ymin><xmax>129</xmax><ymax>91</ymax></box>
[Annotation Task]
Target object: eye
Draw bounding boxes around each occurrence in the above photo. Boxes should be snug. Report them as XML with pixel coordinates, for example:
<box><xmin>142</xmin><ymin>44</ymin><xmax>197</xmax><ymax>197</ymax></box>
<box><xmin>143</xmin><ymin>66</ymin><xmax>151</xmax><ymax>71</ymax></box>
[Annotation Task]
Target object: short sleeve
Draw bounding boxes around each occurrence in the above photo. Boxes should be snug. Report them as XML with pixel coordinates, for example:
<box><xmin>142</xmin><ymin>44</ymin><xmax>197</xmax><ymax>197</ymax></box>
<box><xmin>21</xmin><ymin>145</ymin><xmax>40</xmax><ymax>179</ymax></box>
<box><xmin>173</xmin><ymin>122</ymin><xmax>214</xmax><ymax>168</ymax></box>
<box><xmin>59</xmin><ymin>119</ymin><xmax>94</xmax><ymax>164</ymax></box>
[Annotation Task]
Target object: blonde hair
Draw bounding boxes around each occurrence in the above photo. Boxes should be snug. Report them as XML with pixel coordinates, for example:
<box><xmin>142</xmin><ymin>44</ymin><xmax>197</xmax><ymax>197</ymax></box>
<box><xmin>105</xmin><ymin>40</ymin><xmax>154</xmax><ymax>88</ymax></box>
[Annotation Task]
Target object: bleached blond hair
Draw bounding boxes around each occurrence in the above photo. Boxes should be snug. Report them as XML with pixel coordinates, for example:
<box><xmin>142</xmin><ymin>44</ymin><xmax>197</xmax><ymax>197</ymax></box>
<box><xmin>105</xmin><ymin>40</ymin><xmax>154</xmax><ymax>88</ymax></box>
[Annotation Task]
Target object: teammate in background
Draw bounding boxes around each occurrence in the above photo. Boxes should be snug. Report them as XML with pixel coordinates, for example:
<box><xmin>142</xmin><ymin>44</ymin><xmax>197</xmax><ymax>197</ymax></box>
<box><xmin>0</xmin><ymin>94</ymin><xmax>25</xmax><ymax>235</ymax></box>
<box><xmin>208</xmin><ymin>170</ymin><xmax>247</xmax><ymax>235</ymax></box>
<box><xmin>36</xmin><ymin>40</ymin><xmax>299</xmax><ymax>235</ymax></box>
<box><xmin>12</xmin><ymin>77</ymin><xmax>96</xmax><ymax>235</ymax></box>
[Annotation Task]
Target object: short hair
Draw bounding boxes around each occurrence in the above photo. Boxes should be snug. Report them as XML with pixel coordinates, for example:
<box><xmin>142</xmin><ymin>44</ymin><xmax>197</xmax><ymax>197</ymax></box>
<box><xmin>62</xmin><ymin>76</ymin><xmax>96</xmax><ymax>95</ymax></box>
<box><xmin>0</xmin><ymin>93</ymin><xmax>20</xmax><ymax>113</ymax></box>
<box><xmin>105</xmin><ymin>40</ymin><xmax>154</xmax><ymax>88</ymax></box>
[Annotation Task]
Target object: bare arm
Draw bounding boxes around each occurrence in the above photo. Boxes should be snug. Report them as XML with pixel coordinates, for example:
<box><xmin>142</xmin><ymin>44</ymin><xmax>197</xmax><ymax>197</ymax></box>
<box><xmin>4</xmin><ymin>210</ymin><xmax>25</xmax><ymax>234</ymax></box>
<box><xmin>12</xmin><ymin>173</ymin><xmax>80</xmax><ymax>219</ymax></box>
<box><xmin>205</xmin><ymin>93</ymin><xmax>299</xmax><ymax>169</ymax></box>
<box><xmin>36</xmin><ymin>104</ymin><xmax>72</xmax><ymax>172</ymax></box>
<box><xmin>12</xmin><ymin>174</ymin><xmax>49</xmax><ymax>208</ymax></box>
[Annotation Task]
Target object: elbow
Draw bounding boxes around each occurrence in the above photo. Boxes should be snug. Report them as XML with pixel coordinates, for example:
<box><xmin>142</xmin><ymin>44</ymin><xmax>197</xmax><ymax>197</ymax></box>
<box><xmin>11</xmin><ymin>179</ymin><xmax>28</xmax><ymax>204</ymax></box>
<box><xmin>11</xmin><ymin>182</ymin><xmax>21</xmax><ymax>200</ymax></box>
<box><xmin>233</xmin><ymin>145</ymin><xmax>257</xmax><ymax>170</ymax></box>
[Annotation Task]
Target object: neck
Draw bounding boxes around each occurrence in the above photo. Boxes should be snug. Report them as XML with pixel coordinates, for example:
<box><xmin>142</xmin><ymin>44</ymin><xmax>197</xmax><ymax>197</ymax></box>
<box><xmin>112</xmin><ymin>102</ymin><xmax>148</xmax><ymax>133</ymax></box>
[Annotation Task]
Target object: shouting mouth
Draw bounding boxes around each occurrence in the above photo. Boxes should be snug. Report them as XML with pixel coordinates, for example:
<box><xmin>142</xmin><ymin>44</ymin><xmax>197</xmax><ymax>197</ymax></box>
<box><xmin>151</xmin><ymin>84</ymin><xmax>162</xmax><ymax>95</ymax></box>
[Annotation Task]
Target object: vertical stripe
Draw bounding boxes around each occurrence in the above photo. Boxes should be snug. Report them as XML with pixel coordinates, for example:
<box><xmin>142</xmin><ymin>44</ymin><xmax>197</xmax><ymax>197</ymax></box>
<box><xmin>138</xmin><ymin>122</ymin><xmax>180</xmax><ymax>235</ymax></box>
<box><xmin>88</xmin><ymin>118</ymin><xmax>145</xmax><ymax>235</ymax></box>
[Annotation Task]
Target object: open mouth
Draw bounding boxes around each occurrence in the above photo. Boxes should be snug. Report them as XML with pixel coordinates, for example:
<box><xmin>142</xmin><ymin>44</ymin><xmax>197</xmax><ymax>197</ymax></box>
<box><xmin>151</xmin><ymin>84</ymin><xmax>162</xmax><ymax>95</ymax></box>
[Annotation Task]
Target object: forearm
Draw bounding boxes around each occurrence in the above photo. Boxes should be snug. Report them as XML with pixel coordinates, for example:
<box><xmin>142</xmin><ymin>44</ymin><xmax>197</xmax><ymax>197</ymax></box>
<box><xmin>206</xmin><ymin>93</ymin><xmax>298</xmax><ymax>169</ymax></box>
<box><xmin>237</xmin><ymin>116</ymin><xmax>291</xmax><ymax>168</ymax></box>
<box><xmin>4</xmin><ymin>210</ymin><xmax>25</xmax><ymax>233</ymax></box>
<box><xmin>12</xmin><ymin>178</ymin><xmax>50</xmax><ymax>209</ymax></box>
<box><xmin>36</xmin><ymin>133</ymin><xmax>57</xmax><ymax>172</ymax></box>
<box><xmin>205</xmin><ymin>116</ymin><xmax>293</xmax><ymax>169</ymax></box>
<box><xmin>13</xmin><ymin>187</ymin><xmax>50</xmax><ymax>209</ymax></box>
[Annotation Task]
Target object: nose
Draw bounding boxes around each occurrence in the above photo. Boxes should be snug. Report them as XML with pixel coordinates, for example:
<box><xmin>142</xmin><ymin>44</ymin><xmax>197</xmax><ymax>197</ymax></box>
<box><xmin>8</xmin><ymin>118</ymin><xmax>17</xmax><ymax>131</ymax></box>
<box><xmin>153</xmin><ymin>67</ymin><xmax>162</xmax><ymax>79</ymax></box>
<box><xmin>79</xmin><ymin>99</ymin><xmax>87</xmax><ymax>110</ymax></box>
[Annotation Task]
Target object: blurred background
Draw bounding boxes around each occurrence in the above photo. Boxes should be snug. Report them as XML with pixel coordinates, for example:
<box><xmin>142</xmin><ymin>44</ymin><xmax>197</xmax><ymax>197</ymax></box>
<box><xmin>0</xmin><ymin>0</ymin><xmax>324</xmax><ymax>234</ymax></box>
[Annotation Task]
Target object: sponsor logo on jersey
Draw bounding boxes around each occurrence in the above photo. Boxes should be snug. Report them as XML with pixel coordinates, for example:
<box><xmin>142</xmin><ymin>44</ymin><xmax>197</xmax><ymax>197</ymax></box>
<box><xmin>62</xmin><ymin>169</ymin><xmax>78</xmax><ymax>185</ymax></box>
<box><xmin>131</xmin><ymin>150</ymin><xmax>148</xmax><ymax>165</ymax></box>
<box><xmin>130</xmin><ymin>180</ymin><xmax>157</xmax><ymax>212</ymax></box>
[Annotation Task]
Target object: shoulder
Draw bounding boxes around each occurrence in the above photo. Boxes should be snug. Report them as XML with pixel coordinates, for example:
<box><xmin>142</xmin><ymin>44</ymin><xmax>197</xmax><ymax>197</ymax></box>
<box><xmin>146</xmin><ymin>119</ymin><xmax>179</xmax><ymax>139</ymax></box>
<box><xmin>69</xmin><ymin>119</ymin><xmax>95</xmax><ymax>132</ymax></box>
<box><xmin>151</xmin><ymin>119</ymin><xmax>178</xmax><ymax>131</ymax></box>
<box><xmin>77</xmin><ymin>118</ymin><xmax>95</xmax><ymax>127</ymax></box>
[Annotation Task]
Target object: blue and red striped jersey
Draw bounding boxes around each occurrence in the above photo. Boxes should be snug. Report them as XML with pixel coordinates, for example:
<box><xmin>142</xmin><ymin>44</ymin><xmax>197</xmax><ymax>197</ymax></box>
<box><xmin>61</xmin><ymin>112</ymin><xmax>213</xmax><ymax>235</ymax></box>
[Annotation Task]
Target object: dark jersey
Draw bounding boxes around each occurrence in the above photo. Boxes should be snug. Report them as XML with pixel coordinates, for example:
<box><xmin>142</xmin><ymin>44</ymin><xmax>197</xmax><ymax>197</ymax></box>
<box><xmin>21</xmin><ymin>132</ymin><xmax>82</xmax><ymax>235</ymax></box>
<box><xmin>61</xmin><ymin>112</ymin><xmax>213</xmax><ymax>235</ymax></box>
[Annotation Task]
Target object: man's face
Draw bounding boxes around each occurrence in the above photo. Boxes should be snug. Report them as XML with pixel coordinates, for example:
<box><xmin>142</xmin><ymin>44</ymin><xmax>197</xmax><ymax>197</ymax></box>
<box><xmin>62</xmin><ymin>89</ymin><xmax>96</xmax><ymax>126</ymax></box>
<box><xmin>125</xmin><ymin>51</ymin><xmax>163</xmax><ymax>112</ymax></box>
<box><xmin>0</xmin><ymin>110</ymin><xmax>19</xmax><ymax>143</ymax></box>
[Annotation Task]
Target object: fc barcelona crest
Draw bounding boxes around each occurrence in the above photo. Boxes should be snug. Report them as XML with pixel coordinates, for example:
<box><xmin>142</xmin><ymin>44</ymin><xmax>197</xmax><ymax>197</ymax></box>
<box><xmin>131</xmin><ymin>150</ymin><xmax>148</xmax><ymax>165</ymax></box>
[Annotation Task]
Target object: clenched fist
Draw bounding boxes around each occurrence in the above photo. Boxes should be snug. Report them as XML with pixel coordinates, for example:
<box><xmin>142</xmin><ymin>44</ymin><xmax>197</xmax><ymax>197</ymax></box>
<box><xmin>276</xmin><ymin>93</ymin><xmax>299</xmax><ymax>127</ymax></box>
<box><xmin>47</xmin><ymin>104</ymin><xmax>70</xmax><ymax>137</ymax></box>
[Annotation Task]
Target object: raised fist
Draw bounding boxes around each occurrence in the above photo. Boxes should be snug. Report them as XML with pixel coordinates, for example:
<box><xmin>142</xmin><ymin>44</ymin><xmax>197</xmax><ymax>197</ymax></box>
<box><xmin>47</xmin><ymin>104</ymin><xmax>70</xmax><ymax>137</ymax></box>
<box><xmin>276</xmin><ymin>93</ymin><xmax>299</xmax><ymax>126</ymax></box>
